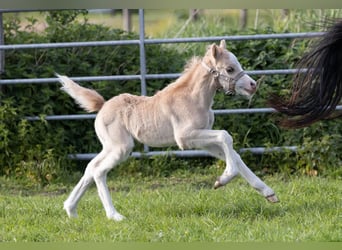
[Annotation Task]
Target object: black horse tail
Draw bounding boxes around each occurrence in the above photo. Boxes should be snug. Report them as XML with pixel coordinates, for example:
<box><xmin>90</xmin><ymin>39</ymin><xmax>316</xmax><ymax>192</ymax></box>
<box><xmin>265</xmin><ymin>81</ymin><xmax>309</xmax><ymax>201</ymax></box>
<box><xmin>268</xmin><ymin>19</ymin><xmax>342</xmax><ymax>128</ymax></box>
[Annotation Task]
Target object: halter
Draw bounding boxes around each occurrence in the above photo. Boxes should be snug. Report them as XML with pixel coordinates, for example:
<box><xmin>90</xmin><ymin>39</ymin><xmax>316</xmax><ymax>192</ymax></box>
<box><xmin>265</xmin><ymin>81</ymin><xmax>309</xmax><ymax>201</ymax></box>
<box><xmin>201</xmin><ymin>61</ymin><xmax>246</xmax><ymax>95</ymax></box>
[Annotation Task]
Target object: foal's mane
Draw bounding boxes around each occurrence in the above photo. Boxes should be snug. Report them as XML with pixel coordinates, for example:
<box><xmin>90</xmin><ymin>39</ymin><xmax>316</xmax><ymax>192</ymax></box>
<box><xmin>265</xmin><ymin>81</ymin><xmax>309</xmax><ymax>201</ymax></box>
<box><xmin>155</xmin><ymin>56</ymin><xmax>205</xmax><ymax>96</ymax></box>
<box><xmin>183</xmin><ymin>56</ymin><xmax>202</xmax><ymax>73</ymax></box>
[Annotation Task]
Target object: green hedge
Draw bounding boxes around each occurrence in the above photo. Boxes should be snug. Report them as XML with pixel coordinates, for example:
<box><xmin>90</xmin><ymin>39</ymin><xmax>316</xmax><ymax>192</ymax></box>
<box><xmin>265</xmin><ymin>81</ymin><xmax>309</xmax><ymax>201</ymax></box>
<box><xmin>0</xmin><ymin>11</ymin><xmax>341</xmax><ymax>186</ymax></box>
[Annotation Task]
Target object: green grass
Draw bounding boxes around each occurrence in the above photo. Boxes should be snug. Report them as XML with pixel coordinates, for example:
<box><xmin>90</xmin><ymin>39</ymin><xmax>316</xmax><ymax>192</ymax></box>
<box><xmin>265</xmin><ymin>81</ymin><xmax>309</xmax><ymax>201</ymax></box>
<box><xmin>1</xmin><ymin>173</ymin><xmax>341</xmax><ymax>242</ymax></box>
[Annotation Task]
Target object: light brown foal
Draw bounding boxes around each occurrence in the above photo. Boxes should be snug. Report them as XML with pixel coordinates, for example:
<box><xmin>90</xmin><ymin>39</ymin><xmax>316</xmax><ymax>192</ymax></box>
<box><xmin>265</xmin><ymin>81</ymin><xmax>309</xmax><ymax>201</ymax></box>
<box><xmin>57</xmin><ymin>40</ymin><xmax>278</xmax><ymax>221</ymax></box>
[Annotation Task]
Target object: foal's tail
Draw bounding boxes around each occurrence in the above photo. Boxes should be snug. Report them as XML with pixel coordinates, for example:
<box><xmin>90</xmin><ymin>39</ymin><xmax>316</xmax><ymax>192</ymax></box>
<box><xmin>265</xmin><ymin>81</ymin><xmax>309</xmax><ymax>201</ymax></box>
<box><xmin>268</xmin><ymin>19</ymin><xmax>342</xmax><ymax>128</ymax></box>
<box><xmin>56</xmin><ymin>73</ymin><xmax>105</xmax><ymax>113</ymax></box>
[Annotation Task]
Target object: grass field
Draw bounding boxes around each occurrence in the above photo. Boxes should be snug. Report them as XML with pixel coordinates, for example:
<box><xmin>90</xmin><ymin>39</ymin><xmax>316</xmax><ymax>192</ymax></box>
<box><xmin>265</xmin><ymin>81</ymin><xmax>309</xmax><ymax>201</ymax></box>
<box><xmin>1</xmin><ymin>173</ymin><xmax>341</xmax><ymax>242</ymax></box>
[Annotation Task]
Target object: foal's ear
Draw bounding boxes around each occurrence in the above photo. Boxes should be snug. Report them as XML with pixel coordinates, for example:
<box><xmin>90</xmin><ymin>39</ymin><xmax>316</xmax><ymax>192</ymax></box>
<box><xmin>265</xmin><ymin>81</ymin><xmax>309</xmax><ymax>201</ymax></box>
<box><xmin>210</xmin><ymin>43</ymin><xmax>219</xmax><ymax>58</ymax></box>
<box><xmin>219</xmin><ymin>40</ymin><xmax>226</xmax><ymax>49</ymax></box>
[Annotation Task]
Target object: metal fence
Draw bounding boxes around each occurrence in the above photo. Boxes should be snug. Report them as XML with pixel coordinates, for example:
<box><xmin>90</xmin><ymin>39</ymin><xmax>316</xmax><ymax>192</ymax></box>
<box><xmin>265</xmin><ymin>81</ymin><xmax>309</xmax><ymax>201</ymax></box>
<box><xmin>0</xmin><ymin>9</ymin><xmax>336</xmax><ymax>160</ymax></box>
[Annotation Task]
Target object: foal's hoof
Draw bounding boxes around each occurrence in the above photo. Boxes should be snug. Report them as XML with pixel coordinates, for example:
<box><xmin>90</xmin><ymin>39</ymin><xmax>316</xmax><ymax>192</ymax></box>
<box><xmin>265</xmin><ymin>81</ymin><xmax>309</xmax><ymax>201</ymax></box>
<box><xmin>108</xmin><ymin>212</ymin><xmax>126</xmax><ymax>222</ymax></box>
<box><xmin>214</xmin><ymin>180</ymin><xmax>223</xmax><ymax>189</ymax></box>
<box><xmin>64</xmin><ymin>203</ymin><xmax>78</xmax><ymax>218</ymax></box>
<box><xmin>265</xmin><ymin>194</ymin><xmax>279</xmax><ymax>203</ymax></box>
<box><xmin>214</xmin><ymin>174</ymin><xmax>237</xmax><ymax>189</ymax></box>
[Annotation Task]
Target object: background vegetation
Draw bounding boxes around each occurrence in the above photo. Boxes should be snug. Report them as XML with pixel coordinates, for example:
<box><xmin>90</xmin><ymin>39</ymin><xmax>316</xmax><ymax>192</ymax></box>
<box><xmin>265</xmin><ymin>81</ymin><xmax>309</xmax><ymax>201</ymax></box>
<box><xmin>0</xmin><ymin>9</ymin><xmax>341</xmax><ymax>189</ymax></box>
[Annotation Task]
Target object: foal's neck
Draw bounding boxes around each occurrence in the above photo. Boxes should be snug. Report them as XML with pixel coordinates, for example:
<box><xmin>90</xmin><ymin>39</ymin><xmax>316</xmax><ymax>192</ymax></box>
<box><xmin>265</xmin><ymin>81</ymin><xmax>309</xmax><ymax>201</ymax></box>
<box><xmin>156</xmin><ymin>58</ymin><xmax>217</xmax><ymax>110</ymax></box>
<box><xmin>183</xmin><ymin>61</ymin><xmax>217</xmax><ymax>109</ymax></box>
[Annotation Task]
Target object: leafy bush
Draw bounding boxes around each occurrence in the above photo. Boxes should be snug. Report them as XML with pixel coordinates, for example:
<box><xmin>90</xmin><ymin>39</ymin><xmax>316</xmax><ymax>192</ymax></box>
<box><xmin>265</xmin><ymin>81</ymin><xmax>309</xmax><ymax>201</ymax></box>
<box><xmin>0</xmin><ymin>98</ymin><xmax>73</xmax><ymax>187</ymax></box>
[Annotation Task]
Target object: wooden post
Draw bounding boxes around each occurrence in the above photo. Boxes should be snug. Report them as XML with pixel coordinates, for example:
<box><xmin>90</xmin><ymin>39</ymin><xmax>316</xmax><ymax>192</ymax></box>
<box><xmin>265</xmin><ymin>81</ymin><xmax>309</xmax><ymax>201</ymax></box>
<box><xmin>189</xmin><ymin>9</ymin><xmax>199</xmax><ymax>21</ymax></box>
<box><xmin>281</xmin><ymin>9</ymin><xmax>289</xmax><ymax>19</ymax></box>
<box><xmin>240</xmin><ymin>9</ymin><xmax>248</xmax><ymax>29</ymax></box>
<box><xmin>123</xmin><ymin>9</ymin><xmax>132</xmax><ymax>32</ymax></box>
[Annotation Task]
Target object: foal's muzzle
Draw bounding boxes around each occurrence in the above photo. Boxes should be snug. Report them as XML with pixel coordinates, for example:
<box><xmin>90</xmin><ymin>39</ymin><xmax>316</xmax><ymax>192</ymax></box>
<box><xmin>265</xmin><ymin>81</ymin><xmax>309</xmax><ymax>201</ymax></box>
<box><xmin>201</xmin><ymin>61</ymin><xmax>246</xmax><ymax>95</ymax></box>
<box><xmin>218</xmin><ymin>70</ymin><xmax>246</xmax><ymax>95</ymax></box>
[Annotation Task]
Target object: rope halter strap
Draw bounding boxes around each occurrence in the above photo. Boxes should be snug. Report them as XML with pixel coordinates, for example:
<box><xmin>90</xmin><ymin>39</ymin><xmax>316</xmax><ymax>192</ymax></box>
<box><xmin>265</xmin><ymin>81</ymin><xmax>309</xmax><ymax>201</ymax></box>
<box><xmin>201</xmin><ymin>61</ymin><xmax>245</xmax><ymax>95</ymax></box>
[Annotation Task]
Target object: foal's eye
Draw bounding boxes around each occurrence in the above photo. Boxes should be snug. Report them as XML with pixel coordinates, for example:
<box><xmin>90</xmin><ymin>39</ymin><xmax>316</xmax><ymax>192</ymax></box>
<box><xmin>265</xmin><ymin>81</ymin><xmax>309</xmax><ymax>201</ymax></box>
<box><xmin>226</xmin><ymin>67</ymin><xmax>234</xmax><ymax>73</ymax></box>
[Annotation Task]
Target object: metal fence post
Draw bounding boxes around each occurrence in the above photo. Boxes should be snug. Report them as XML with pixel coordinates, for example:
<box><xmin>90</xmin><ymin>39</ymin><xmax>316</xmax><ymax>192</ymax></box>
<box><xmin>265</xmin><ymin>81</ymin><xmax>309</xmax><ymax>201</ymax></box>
<box><xmin>138</xmin><ymin>9</ymin><xmax>149</xmax><ymax>153</ymax></box>
<box><xmin>0</xmin><ymin>11</ymin><xmax>4</xmax><ymax>98</ymax></box>
<box><xmin>0</xmin><ymin>11</ymin><xmax>4</xmax><ymax>74</ymax></box>
<box><xmin>139</xmin><ymin>9</ymin><xmax>147</xmax><ymax>96</ymax></box>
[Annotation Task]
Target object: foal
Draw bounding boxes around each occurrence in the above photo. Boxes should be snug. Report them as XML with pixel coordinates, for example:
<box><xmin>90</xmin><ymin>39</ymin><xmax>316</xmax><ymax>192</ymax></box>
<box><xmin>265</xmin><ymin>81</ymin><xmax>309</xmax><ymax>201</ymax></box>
<box><xmin>57</xmin><ymin>40</ymin><xmax>278</xmax><ymax>221</ymax></box>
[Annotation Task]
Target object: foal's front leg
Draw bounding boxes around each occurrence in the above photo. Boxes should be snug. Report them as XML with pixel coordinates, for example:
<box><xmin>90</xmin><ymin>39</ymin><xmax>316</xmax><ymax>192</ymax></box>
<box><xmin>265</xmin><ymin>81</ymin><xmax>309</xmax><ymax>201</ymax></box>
<box><xmin>176</xmin><ymin>129</ymin><xmax>278</xmax><ymax>202</ymax></box>
<box><xmin>233</xmin><ymin>151</ymin><xmax>279</xmax><ymax>202</ymax></box>
<box><xmin>176</xmin><ymin>129</ymin><xmax>239</xmax><ymax>186</ymax></box>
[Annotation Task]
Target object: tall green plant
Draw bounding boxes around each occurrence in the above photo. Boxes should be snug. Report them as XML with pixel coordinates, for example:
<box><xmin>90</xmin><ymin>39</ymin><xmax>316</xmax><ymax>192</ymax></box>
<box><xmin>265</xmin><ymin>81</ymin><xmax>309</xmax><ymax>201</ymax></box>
<box><xmin>0</xmin><ymin>99</ymin><xmax>73</xmax><ymax>187</ymax></box>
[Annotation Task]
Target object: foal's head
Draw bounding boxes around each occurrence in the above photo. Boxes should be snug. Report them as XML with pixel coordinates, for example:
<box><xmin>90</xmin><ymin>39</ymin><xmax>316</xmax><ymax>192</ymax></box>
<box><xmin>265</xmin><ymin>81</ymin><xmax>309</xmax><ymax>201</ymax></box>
<box><xmin>202</xmin><ymin>40</ymin><xmax>256</xmax><ymax>98</ymax></box>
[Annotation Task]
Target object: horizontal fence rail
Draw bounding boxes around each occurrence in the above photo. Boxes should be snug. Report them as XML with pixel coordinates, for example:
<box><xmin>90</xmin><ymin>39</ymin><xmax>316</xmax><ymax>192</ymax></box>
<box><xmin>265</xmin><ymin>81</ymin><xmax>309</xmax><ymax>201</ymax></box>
<box><xmin>0</xmin><ymin>69</ymin><xmax>310</xmax><ymax>85</ymax></box>
<box><xmin>0</xmin><ymin>9</ymin><xmax>330</xmax><ymax>160</ymax></box>
<box><xmin>24</xmin><ymin>106</ymin><xmax>342</xmax><ymax>121</ymax></box>
<box><xmin>0</xmin><ymin>32</ymin><xmax>324</xmax><ymax>50</ymax></box>
<box><xmin>69</xmin><ymin>146</ymin><xmax>299</xmax><ymax>161</ymax></box>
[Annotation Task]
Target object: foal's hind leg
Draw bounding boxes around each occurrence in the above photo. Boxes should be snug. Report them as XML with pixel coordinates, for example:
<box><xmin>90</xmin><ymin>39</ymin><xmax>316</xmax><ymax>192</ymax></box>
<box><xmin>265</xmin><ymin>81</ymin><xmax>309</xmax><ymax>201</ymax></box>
<box><xmin>92</xmin><ymin>116</ymin><xmax>134</xmax><ymax>220</ymax></box>
<box><xmin>92</xmin><ymin>145</ymin><xmax>132</xmax><ymax>221</ymax></box>
<box><xmin>63</xmin><ymin>150</ymin><xmax>107</xmax><ymax>218</ymax></box>
<box><xmin>64</xmin><ymin>145</ymin><xmax>132</xmax><ymax>221</ymax></box>
<box><xmin>64</xmin><ymin>110</ymin><xmax>134</xmax><ymax>220</ymax></box>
